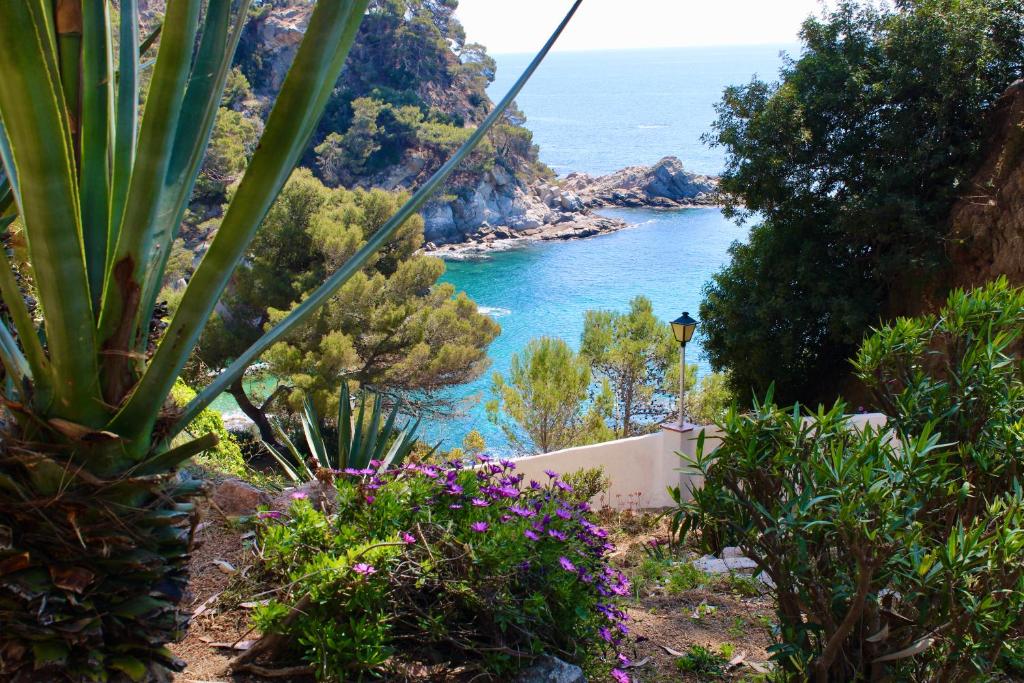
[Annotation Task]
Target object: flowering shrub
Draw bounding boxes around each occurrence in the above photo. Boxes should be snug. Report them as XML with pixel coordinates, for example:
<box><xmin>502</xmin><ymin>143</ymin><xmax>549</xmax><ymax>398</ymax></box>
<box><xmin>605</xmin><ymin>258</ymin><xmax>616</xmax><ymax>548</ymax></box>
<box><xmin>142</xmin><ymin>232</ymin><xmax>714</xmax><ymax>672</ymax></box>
<box><xmin>251</xmin><ymin>457</ymin><xmax>632</xmax><ymax>680</ymax></box>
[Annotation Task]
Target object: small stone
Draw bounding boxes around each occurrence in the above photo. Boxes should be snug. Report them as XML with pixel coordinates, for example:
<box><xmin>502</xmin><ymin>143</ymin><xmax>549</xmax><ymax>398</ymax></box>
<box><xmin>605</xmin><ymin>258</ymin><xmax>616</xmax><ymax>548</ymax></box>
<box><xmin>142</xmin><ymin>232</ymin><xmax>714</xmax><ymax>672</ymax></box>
<box><xmin>755</xmin><ymin>571</ymin><xmax>776</xmax><ymax>588</ymax></box>
<box><xmin>721</xmin><ymin>546</ymin><xmax>745</xmax><ymax>559</ymax></box>
<box><xmin>514</xmin><ymin>656</ymin><xmax>586</xmax><ymax>683</ymax></box>
<box><xmin>211</xmin><ymin>478</ymin><xmax>271</xmax><ymax>517</ymax></box>
<box><xmin>693</xmin><ymin>555</ymin><xmax>730</xmax><ymax>574</ymax></box>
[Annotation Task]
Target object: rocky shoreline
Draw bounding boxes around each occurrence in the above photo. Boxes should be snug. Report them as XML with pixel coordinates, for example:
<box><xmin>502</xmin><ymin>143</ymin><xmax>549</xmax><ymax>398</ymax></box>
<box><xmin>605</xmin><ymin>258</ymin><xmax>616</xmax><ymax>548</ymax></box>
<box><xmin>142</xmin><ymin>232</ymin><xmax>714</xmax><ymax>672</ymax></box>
<box><xmin>423</xmin><ymin>156</ymin><xmax>719</xmax><ymax>257</ymax></box>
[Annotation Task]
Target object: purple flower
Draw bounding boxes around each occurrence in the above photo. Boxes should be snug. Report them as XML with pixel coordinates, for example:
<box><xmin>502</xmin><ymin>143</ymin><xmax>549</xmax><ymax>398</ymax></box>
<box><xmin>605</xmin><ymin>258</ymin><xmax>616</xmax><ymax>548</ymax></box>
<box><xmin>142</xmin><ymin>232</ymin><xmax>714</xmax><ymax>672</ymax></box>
<box><xmin>555</xmin><ymin>480</ymin><xmax>573</xmax><ymax>492</ymax></box>
<box><xmin>368</xmin><ymin>459</ymin><xmax>382</xmax><ymax>468</ymax></box>
<box><xmin>471</xmin><ymin>498</ymin><xmax>490</xmax><ymax>507</ymax></box>
<box><xmin>555</xmin><ymin>507</ymin><xmax>573</xmax><ymax>520</ymax></box>
<box><xmin>548</xmin><ymin>529</ymin><xmax>567</xmax><ymax>541</ymax></box>
<box><xmin>499</xmin><ymin>459</ymin><xmax>516</xmax><ymax>470</ymax></box>
<box><xmin>365</xmin><ymin>495</ymin><xmax>376</xmax><ymax>505</ymax></box>
<box><xmin>611</xmin><ymin>669</ymin><xmax>630</xmax><ymax>683</ymax></box>
<box><xmin>256</xmin><ymin>510</ymin><xmax>282</xmax><ymax>520</ymax></box>
<box><xmin>476</xmin><ymin>454</ymin><xmax>492</xmax><ymax>464</ymax></box>
<box><xmin>599</xmin><ymin>627</ymin><xmax>613</xmax><ymax>643</ymax></box>
<box><xmin>617</xmin><ymin>653</ymin><xmax>631</xmax><ymax>667</ymax></box>
<box><xmin>509</xmin><ymin>505</ymin><xmax>535</xmax><ymax>518</ymax></box>
<box><xmin>558</xmin><ymin>556</ymin><xmax>576</xmax><ymax>572</ymax></box>
<box><xmin>449</xmin><ymin>504</ymin><xmax>463</xmax><ymax>510</ymax></box>
<box><xmin>529</xmin><ymin>480</ymin><xmax>541</xmax><ymax>490</ymax></box>
<box><xmin>401</xmin><ymin>532</ymin><xmax>416</xmax><ymax>545</ymax></box>
<box><xmin>471</xmin><ymin>521</ymin><xmax>489</xmax><ymax>533</ymax></box>
<box><xmin>343</xmin><ymin>467</ymin><xmax>362</xmax><ymax>475</ymax></box>
<box><xmin>289</xmin><ymin>491</ymin><xmax>308</xmax><ymax>500</ymax></box>
<box><xmin>352</xmin><ymin>563</ymin><xmax>376</xmax><ymax>575</ymax></box>
<box><xmin>544</xmin><ymin>469</ymin><xmax>558</xmax><ymax>479</ymax></box>
<box><xmin>523</xmin><ymin>529</ymin><xmax>540</xmax><ymax>541</ymax></box>
<box><xmin>446</xmin><ymin>483</ymin><xmax>464</xmax><ymax>495</ymax></box>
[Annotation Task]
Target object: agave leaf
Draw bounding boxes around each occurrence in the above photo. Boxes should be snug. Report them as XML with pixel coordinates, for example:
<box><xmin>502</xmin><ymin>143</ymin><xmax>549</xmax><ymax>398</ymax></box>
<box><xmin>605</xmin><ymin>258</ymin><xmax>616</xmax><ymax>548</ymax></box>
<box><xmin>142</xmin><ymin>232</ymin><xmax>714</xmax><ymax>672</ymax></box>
<box><xmin>301</xmin><ymin>395</ymin><xmax>328</xmax><ymax>470</ymax></box>
<box><xmin>0</xmin><ymin>2</ymin><xmax>103</xmax><ymax>424</ymax></box>
<box><xmin>262</xmin><ymin>439</ymin><xmax>301</xmax><ymax>483</ymax></box>
<box><xmin>178</xmin><ymin>0</ymin><xmax>584</xmax><ymax>431</ymax></box>
<box><xmin>137</xmin><ymin>0</ymin><xmax>253</xmax><ymax>351</ymax></box>
<box><xmin>97</xmin><ymin>0</ymin><xmax>201</xmax><ymax>368</ymax></box>
<box><xmin>135</xmin><ymin>432</ymin><xmax>219</xmax><ymax>476</ymax></box>
<box><xmin>109</xmin><ymin>0</ymin><xmax>139</xmax><ymax>260</ymax></box>
<box><xmin>374</xmin><ymin>398</ymin><xmax>402</xmax><ymax>462</ymax></box>
<box><xmin>348</xmin><ymin>392</ymin><xmax>368</xmax><ymax>470</ymax></box>
<box><xmin>115</xmin><ymin>0</ymin><xmax>369</xmax><ymax>444</ymax></box>
<box><xmin>338</xmin><ymin>382</ymin><xmax>353</xmax><ymax>473</ymax></box>
<box><xmin>271</xmin><ymin>420</ymin><xmax>316</xmax><ymax>482</ymax></box>
<box><xmin>80</xmin><ymin>0</ymin><xmax>113</xmax><ymax>305</ymax></box>
<box><xmin>0</xmin><ymin>240</ymin><xmax>50</xmax><ymax>396</ymax></box>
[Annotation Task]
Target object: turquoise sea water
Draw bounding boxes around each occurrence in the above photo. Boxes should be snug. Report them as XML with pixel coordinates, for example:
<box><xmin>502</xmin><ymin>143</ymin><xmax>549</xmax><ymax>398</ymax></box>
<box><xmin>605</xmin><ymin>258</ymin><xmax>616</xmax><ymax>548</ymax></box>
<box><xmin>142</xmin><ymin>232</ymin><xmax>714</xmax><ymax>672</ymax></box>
<box><xmin>418</xmin><ymin>46</ymin><xmax>793</xmax><ymax>450</ymax></box>
<box><xmin>213</xmin><ymin>46</ymin><xmax>794</xmax><ymax>452</ymax></box>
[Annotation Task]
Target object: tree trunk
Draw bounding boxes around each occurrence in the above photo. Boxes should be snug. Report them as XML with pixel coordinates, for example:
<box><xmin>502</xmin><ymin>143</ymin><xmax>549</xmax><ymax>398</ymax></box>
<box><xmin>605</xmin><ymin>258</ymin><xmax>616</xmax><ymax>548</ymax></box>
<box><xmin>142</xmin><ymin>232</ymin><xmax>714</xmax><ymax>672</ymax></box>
<box><xmin>228</xmin><ymin>378</ymin><xmax>282</xmax><ymax>453</ymax></box>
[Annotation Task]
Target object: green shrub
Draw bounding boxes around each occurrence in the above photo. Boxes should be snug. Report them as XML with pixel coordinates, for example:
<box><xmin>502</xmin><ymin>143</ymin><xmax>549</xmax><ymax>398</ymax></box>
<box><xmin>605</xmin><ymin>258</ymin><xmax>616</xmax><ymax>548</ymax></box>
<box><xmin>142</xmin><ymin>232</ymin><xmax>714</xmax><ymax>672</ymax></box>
<box><xmin>561</xmin><ymin>466</ymin><xmax>612</xmax><ymax>505</ymax></box>
<box><xmin>675</xmin><ymin>280</ymin><xmax>1024</xmax><ymax>680</ymax></box>
<box><xmin>251</xmin><ymin>459</ymin><xmax>632</xmax><ymax>680</ymax></box>
<box><xmin>171</xmin><ymin>380</ymin><xmax>250</xmax><ymax>480</ymax></box>
<box><xmin>675</xmin><ymin>644</ymin><xmax>729</xmax><ymax>676</ymax></box>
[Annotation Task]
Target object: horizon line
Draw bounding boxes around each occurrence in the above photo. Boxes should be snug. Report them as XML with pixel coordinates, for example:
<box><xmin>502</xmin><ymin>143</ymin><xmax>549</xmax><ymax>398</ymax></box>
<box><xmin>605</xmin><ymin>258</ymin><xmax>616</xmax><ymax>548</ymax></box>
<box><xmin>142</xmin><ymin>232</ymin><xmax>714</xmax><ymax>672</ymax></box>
<box><xmin>490</xmin><ymin>41</ymin><xmax>802</xmax><ymax>57</ymax></box>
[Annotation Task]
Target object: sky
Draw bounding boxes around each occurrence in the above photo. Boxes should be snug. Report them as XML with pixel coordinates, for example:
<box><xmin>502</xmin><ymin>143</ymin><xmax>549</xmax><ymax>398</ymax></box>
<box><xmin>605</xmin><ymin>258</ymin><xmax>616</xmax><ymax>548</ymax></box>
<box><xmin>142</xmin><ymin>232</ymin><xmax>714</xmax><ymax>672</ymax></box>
<box><xmin>454</xmin><ymin>0</ymin><xmax>825</xmax><ymax>54</ymax></box>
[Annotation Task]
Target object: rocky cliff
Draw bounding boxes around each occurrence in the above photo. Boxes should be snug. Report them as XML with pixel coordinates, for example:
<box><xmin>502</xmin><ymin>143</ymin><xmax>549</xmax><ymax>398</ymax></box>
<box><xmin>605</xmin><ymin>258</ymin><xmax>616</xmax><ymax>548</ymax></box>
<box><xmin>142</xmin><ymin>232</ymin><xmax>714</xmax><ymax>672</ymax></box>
<box><xmin>946</xmin><ymin>80</ymin><xmax>1024</xmax><ymax>289</ymax></box>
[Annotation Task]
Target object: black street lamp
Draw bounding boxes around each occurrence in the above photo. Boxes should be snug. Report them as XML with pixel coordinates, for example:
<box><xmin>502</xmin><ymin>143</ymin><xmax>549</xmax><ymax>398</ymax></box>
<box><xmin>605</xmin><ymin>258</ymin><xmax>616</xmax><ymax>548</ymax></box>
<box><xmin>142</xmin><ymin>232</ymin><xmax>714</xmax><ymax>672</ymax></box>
<box><xmin>670</xmin><ymin>312</ymin><xmax>698</xmax><ymax>426</ymax></box>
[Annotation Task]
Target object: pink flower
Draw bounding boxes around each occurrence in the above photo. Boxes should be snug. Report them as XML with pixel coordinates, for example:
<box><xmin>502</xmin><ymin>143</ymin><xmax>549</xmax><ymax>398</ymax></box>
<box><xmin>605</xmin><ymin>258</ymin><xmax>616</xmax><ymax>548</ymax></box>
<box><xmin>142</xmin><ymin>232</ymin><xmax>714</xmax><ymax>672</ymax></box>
<box><xmin>611</xmin><ymin>668</ymin><xmax>630</xmax><ymax>683</ymax></box>
<box><xmin>523</xmin><ymin>529</ymin><xmax>540</xmax><ymax>541</ymax></box>
<box><xmin>352</xmin><ymin>563</ymin><xmax>376</xmax><ymax>575</ymax></box>
<box><xmin>365</xmin><ymin>495</ymin><xmax>376</xmax><ymax>505</ymax></box>
<box><xmin>256</xmin><ymin>510</ymin><xmax>282</xmax><ymax>520</ymax></box>
<box><xmin>471</xmin><ymin>522</ymin><xmax>489</xmax><ymax>533</ymax></box>
<box><xmin>558</xmin><ymin>556</ymin><xmax>576</xmax><ymax>572</ymax></box>
<box><xmin>289</xmin><ymin>490</ymin><xmax>308</xmax><ymax>500</ymax></box>
<box><xmin>471</xmin><ymin>498</ymin><xmax>490</xmax><ymax>507</ymax></box>
<box><xmin>400</xmin><ymin>532</ymin><xmax>416</xmax><ymax>544</ymax></box>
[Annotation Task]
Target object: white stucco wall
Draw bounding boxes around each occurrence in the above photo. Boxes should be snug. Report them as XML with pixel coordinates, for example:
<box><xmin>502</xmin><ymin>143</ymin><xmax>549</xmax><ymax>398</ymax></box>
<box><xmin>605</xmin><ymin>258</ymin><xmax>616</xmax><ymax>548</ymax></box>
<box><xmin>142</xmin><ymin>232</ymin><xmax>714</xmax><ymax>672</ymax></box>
<box><xmin>509</xmin><ymin>413</ymin><xmax>887</xmax><ymax>511</ymax></box>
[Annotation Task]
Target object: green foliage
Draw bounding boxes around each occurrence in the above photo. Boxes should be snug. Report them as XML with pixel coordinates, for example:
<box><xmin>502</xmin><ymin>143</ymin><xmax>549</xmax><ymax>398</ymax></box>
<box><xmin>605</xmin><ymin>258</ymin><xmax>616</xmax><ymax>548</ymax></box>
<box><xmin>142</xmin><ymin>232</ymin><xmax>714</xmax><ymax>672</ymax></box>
<box><xmin>581</xmin><ymin>296</ymin><xmax>677</xmax><ymax>435</ymax></box>
<box><xmin>487</xmin><ymin>337</ymin><xmax>609</xmax><ymax>453</ymax></box>
<box><xmin>677</xmin><ymin>281</ymin><xmax>1024</xmax><ymax>680</ymax></box>
<box><xmin>674</xmin><ymin>644</ymin><xmax>730</xmax><ymax>676</ymax></box>
<box><xmin>197</xmin><ymin>168</ymin><xmax>498</xmax><ymax>418</ymax></box>
<box><xmin>461</xmin><ymin>428</ymin><xmax>486</xmax><ymax>456</ymax></box>
<box><xmin>265</xmin><ymin>382</ymin><xmax>427</xmax><ymax>483</ymax></box>
<box><xmin>170</xmin><ymin>379</ymin><xmax>249</xmax><ymax>480</ymax></box>
<box><xmin>686</xmin><ymin>371</ymin><xmax>733</xmax><ymax>426</ymax></box>
<box><xmin>561</xmin><ymin>466</ymin><xmax>612</xmax><ymax>505</ymax></box>
<box><xmin>195</xmin><ymin>106</ymin><xmax>261</xmax><ymax>203</ymax></box>
<box><xmin>700</xmin><ymin>0</ymin><xmax>1024</xmax><ymax>406</ymax></box>
<box><xmin>251</xmin><ymin>460</ymin><xmax>630</xmax><ymax>679</ymax></box>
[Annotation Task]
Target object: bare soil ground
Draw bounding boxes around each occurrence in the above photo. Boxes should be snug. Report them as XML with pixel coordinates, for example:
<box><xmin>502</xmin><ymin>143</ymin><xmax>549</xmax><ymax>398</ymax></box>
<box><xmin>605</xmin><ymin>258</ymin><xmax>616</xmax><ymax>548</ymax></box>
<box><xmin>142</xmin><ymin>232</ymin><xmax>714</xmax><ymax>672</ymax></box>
<box><xmin>170</xmin><ymin>506</ymin><xmax>776</xmax><ymax>682</ymax></box>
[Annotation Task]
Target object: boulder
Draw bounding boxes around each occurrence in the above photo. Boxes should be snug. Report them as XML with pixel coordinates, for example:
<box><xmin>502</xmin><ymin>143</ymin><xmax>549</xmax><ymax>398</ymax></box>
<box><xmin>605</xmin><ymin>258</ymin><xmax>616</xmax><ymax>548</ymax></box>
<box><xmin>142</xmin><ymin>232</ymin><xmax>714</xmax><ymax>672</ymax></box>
<box><xmin>514</xmin><ymin>656</ymin><xmax>586</xmax><ymax>683</ymax></box>
<box><xmin>211</xmin><ymin>479</ymin><xmax>271</xmax><ymax>517</ymax></box>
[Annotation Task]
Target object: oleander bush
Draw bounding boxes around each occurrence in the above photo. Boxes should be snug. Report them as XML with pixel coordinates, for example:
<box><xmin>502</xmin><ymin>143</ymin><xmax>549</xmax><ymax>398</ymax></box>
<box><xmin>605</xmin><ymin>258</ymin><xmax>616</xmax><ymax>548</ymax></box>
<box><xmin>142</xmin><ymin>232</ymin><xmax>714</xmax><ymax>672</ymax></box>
<box><xmin>250</xmin><ymin>458</ymin><xmax>632</xmax><ymax>680</ymax></box>
<box><xmin>674</xmin><ymin>280</ymin><xmax>1024</xmax><ymax>681</ymax></box>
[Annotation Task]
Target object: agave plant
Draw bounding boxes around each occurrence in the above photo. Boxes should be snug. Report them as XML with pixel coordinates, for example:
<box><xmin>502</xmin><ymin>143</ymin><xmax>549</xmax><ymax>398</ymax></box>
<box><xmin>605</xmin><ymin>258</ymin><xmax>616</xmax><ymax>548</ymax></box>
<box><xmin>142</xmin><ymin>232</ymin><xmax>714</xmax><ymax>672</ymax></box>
<box><xmin>0</xmin><ymin>1</ymin><xmax>579</xmax><ymax>678</ymax></box>
<box><xmin>267</xmin><ymin>383</ymin><xmax>432</xmax><ymax>482</ymax></box>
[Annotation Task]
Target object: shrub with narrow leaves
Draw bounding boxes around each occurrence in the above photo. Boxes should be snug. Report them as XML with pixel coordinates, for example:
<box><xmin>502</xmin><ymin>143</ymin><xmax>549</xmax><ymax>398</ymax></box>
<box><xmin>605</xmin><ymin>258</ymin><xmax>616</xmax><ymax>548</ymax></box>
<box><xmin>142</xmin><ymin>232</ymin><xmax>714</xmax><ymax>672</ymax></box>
<box><xmin>675</xmin><ymin>280</ymin><xmax>1024</xmax><ymax>681</ymax></box>
<box><xmin>251</xmin><ymin>459</ymin><xmax>632</xmax><ymax>680</ymax></box>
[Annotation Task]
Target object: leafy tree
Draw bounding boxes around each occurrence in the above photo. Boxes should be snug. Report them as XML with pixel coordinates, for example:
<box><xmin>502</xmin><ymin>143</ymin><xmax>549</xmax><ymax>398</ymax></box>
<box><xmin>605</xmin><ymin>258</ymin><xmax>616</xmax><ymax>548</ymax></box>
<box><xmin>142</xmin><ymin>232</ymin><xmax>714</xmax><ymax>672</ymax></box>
<box><xmin>195</xmin><ymin>107</ymin><xmax>261</xmax><ymax>203</ymax></box>
<box><xmin>195</xmin><ymin>168</ymin><xmax>498</xmax><ymax>442</ymax></box>
<box><xmin>580</xmin><ymin>296</ymin><xmax>677</xmax><ymax>436</ymax></box>
<box><xmin>700</xmin><ymin>0</ymin><xmax>1024</xmax><ymax>406</ymax></box>
<box><xmin>487</xmin><ymin>337</ymin><xmax>610</xmax><ymax>453</ymax></box>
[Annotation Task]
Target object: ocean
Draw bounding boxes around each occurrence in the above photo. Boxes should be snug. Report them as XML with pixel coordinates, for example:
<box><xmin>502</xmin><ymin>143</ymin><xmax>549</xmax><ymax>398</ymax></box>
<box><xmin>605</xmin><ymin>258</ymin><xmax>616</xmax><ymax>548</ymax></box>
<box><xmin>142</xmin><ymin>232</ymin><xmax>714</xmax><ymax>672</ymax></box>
<box><xmin>425</xmin><ymin>46</ymin><xmax>795</xmax><ymax>450</ymax></box>
<box><xmin>212</xmin><ymin>45</ymin><xmax>795</xmax><ymax>452</ymax></box>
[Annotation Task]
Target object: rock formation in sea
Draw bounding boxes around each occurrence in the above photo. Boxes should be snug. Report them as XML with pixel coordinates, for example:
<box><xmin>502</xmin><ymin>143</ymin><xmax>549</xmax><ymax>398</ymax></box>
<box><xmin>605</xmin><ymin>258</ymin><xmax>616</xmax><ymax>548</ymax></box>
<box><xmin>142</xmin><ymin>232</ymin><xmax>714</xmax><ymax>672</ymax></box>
<box><xmin>563</xmin><ymin>156</ymin><xmax>719</xmax><ymax>209</ymax></box>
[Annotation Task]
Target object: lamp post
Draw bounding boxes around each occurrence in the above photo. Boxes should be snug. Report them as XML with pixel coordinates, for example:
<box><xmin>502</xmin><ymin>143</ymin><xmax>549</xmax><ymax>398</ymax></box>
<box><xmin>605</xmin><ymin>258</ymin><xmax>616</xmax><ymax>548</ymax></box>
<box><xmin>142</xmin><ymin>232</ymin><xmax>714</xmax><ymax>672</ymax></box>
<box><xmin>670</xmin><ymin>311</ymin><xmax>698</xmax><ymax>427</ymax></box>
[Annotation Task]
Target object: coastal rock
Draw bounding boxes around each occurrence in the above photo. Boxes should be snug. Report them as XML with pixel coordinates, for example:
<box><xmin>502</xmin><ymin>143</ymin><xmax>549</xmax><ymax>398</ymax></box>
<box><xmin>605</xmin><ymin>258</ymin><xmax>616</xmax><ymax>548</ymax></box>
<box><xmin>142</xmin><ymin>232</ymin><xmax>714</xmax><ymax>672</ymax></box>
<box><xmin>564</xmin><ymin>156</ymin><xmax>719</xmax><ymax>208</ymax></box>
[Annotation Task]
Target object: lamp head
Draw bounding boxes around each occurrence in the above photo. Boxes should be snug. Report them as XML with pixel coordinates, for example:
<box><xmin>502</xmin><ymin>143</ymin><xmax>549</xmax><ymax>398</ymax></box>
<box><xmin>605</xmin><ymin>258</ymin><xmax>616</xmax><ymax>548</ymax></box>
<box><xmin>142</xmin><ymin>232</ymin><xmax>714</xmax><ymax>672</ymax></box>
<box><xmin>670</xmin><ymin>311</ymin><xmax>698</xmax><ymax>345</ymax></box>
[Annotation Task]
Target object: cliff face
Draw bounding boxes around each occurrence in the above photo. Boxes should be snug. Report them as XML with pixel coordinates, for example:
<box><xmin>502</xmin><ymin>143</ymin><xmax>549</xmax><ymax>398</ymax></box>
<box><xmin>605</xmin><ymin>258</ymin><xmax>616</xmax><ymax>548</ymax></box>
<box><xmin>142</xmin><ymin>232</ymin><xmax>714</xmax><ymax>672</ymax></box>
<box><xmin>947</xmin><ymin>80</ymin><xmax>1024</xmax><ymax>289</ymax></box>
